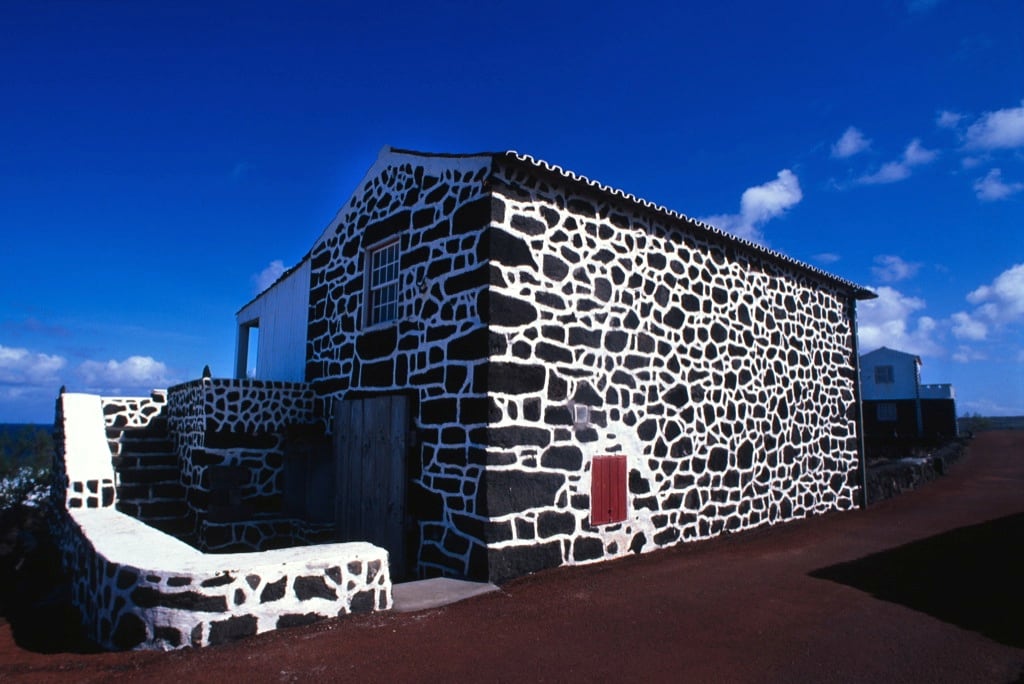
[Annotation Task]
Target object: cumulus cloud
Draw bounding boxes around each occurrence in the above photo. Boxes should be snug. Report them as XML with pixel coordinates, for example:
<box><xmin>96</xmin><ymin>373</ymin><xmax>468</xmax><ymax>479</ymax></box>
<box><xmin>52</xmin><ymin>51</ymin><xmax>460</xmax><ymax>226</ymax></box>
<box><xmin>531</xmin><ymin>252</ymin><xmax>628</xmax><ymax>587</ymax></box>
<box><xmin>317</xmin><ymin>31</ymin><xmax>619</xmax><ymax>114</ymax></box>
<box><xmin>254</xmin><ymin>260</ymin><xmax>286</xmax><ymax>294</ymax></box>
<box><xmin>857</xmin><ymin>286</ymin><xmax>942</xmax><ymax>356</ymax></box>
<box><xmin>857</xmin><ymin>138</ymin><xmax>938</xmax><ymax>185</ymax></box>
<box><xmin>965</xmin><ymin>100</ymin><xmax>1024</xmax><ymax>150</ymax></box>
<box><xmin>701</xmin><ymin>169</ymin><xmax>802</xmax><ymax>245</ymax></box>
<box><xmin>950</xmin><ymin>311</ymin><xmax>988</xmax><ymax>341</ymax></box>
<box><xmin>973</xmin><ymin>168</ymin><xmax>1024</xmax><ymax>201</ymax></box>
<box><xmin>936</xmin><ymin>110</ymin><xmax>963</xmax><ymax>129</ymax></box>
<box><xmin>0</xmin><ymin>345</ymin><xmax>67</xmax><ymax>386</ymax></box>
<box><xmin>966</xmin><ymin>263</ymin><xmax>1024</xmax><ymax>324</ymax></box>
<box><xmin>871</xmin><ymin>255</ymin><xmax>922</xmax><ymax>283</ymax></box>
<box><xmin>78</xmin><ymin>356</ymin><xmax>171</xmax><ymax>391</ymax></box>
<box><xmin>831</xmin><ymin>127</ymin><xmax>871</xmax><ymax>159</ymax></box>
<box><xmin>952</xmin><ymin>345</ymin><xmax>986</xmax><ymax>363</ymax></box>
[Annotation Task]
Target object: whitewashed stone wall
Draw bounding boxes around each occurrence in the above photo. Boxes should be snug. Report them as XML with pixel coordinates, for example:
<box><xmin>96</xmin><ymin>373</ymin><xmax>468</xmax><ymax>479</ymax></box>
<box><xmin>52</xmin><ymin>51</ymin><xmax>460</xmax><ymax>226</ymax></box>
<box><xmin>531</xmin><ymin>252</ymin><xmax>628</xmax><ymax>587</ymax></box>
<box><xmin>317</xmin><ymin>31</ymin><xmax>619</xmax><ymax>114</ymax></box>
<box><xmin>55</xmin><ymin>508</ymin><xmax>389</xmax><ymax>650</ymax></box>
<box><xmin>480</xmin><ymin>157</ymin><xmax>863</xmax><ymax>580</ymax></box>
<box><xmin>52</xmin><ymin>391</ymin><xmax>391</xmax><ymax>650</ymax></box>
<box><xmin>302</xmin><ymin>149</ymin><xmax>865</xmax><ymax>583</ymax></box>
<box><xmin>305</xmin><ymin>152</ymin><xmax>495</xmax><ymax>578</ymax></box>
<box><xmin>165</xmin><ymin>378</ymin><xmax>320</xmax><ymax>548</ymax></box>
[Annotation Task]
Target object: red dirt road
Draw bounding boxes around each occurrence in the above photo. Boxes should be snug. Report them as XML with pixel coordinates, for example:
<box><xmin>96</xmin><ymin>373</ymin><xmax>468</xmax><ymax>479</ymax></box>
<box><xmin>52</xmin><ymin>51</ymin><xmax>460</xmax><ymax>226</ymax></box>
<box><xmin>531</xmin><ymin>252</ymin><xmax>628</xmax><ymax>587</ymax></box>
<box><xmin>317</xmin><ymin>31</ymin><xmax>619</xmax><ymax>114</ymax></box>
<box><xmin>3</xmin><ymin>432</ymin><xmax>1022</xmax><ymax>683</ymax></box>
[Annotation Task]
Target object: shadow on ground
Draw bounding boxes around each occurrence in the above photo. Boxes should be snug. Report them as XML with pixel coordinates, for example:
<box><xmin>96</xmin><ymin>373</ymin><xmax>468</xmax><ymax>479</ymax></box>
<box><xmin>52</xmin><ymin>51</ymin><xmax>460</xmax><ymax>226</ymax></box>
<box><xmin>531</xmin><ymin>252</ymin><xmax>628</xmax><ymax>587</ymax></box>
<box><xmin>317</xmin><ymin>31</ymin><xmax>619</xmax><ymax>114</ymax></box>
<box><xmin>810</xmin><ymin>512</ymin><xmax>1024</xmax><ymax>648</ymax></box>
<box><xmin>0</xmin><ymin>503</ymin><xmax>100</xmax><ymax>654</ymax></box>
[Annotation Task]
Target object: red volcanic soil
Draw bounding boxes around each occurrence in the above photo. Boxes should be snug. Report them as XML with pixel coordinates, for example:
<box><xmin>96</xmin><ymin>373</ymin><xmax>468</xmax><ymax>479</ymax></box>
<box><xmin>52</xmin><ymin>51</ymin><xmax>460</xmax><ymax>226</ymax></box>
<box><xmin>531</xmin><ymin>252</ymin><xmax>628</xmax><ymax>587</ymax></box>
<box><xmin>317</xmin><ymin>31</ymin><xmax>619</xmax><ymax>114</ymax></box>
<box><xmin>2</xmin><ymin>431</ymin><xmax>1022</xmax><ymax>683</ymax></box>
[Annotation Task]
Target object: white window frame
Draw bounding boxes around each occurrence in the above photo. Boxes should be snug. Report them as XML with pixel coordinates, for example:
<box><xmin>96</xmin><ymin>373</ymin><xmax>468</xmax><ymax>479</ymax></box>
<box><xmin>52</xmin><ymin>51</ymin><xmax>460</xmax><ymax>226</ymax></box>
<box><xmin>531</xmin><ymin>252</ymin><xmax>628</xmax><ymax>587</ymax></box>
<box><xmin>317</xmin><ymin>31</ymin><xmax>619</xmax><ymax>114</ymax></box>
<box><xmin>365</xmin><ymin>239</ymin><xmax>401</xmax><ymax>328</ymax></box>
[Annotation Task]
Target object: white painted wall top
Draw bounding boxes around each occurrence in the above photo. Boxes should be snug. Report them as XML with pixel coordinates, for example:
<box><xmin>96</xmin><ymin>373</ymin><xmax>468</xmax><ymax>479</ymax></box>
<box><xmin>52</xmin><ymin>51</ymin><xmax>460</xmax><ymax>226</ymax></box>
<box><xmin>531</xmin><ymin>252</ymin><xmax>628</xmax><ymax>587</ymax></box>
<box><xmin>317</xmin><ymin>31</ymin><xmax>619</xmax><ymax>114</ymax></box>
<box><xmin>60</xmin><ymin>392</ymin><xmax>116</xmax><ymax>484</ymax></box>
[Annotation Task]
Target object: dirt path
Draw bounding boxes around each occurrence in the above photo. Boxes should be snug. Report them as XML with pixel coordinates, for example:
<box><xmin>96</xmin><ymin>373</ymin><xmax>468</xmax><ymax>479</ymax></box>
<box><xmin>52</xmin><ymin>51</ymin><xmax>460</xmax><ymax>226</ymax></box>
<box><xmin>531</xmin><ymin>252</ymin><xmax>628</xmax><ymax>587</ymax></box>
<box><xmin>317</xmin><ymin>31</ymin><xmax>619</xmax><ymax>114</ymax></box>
<box><xmin>3</xmin><ymin>432</ymin><xmax>1022</xmax><ymax>683</ymax></box>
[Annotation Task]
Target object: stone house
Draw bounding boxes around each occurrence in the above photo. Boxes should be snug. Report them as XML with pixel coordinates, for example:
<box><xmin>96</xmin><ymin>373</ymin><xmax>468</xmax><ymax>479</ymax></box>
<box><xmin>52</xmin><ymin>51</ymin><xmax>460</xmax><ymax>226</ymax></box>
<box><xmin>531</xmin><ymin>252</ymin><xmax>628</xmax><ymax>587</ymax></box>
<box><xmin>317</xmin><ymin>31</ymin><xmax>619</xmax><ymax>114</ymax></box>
<box><xmin>235</xmin><ymin>146</ymin><xmax>875</xmax><ymax>584</ymax></box>
<box><xmin>859</xmin><ymin>346</ymin><xmax>958</xmax><ymax>446</ymax></box>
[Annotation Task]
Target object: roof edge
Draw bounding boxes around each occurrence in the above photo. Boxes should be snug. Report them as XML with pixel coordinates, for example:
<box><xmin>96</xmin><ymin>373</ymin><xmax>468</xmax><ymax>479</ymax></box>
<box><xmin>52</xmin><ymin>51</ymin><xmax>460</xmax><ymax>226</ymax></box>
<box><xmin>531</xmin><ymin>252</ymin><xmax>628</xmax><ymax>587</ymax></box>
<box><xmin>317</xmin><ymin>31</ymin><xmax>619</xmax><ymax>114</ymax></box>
<box><xmin>498</xmin><ymin>150</ymin><xmax>876</xmax><ymax>300</ymax></box>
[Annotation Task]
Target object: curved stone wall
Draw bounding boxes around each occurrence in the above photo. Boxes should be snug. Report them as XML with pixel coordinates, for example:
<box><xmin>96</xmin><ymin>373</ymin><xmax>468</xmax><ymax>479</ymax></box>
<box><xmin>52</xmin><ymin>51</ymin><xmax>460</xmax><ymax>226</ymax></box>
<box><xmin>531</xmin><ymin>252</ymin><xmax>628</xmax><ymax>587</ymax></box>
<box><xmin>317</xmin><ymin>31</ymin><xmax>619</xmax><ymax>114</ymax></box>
<box><xmin>53</xmin><ymin>391</ymin><xmax>391</xmax><ymax>650</ymax></box>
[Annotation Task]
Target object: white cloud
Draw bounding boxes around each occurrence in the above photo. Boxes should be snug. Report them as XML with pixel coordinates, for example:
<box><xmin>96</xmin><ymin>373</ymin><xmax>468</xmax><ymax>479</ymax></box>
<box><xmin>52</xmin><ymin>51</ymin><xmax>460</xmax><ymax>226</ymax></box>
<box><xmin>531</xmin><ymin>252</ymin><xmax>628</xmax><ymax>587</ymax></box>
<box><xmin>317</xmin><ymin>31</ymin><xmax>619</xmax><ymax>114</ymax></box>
<box><xmin>961</xmin><ymin>156</ymin><xmax>984</xmax><ymax>169</ymax></box>
<box><xmin>813</xmin><ymin>252</ymin><xmax>841</xmax><ymax>264</ymax></box>
<box><xmin>0</xmin><ymin>345</ymin><xmax>67</xmax><ymax>385</ymax></box>
<box><xmin>950</xmin><ymin>311</ymin><xmax>988</xmax><ymax>341</ymax></box>
<box><xmin>902</xmin><ymin>139</ymin><xmax>938</xmax><ymax>166</ymax></box>
<box><xmin>831</xmin><ymin>127</ymin><xmax>871</xmax><ymax>159</ymax></box>
<box><xmin>859</xmin><ymin>161</ymin><xmax>910</xmax><ymax>185</ymax></box>
<box><xmin>78</xmin><ymin>356</ymin><xmax>171</xmax><ymax>390</ymax></box>
<box><xmin>702</xmin><ymin>169</ymin><xmax>802</xmax><ymax>245</ymax></box>
<box><xmin>966</xmin><ymin>263</ymin><xmax>1024</xmax><ymax>324</ymax></box>
<box><xmin>871</xmin><ymin>254</ymin><xmax>922</xmax><ymax>283</ymax></box>
<box><xmin>857</xmin><ymin>286</ymin><xmax>942</xmax><ymax>356</ymax></box>
<box><xmin>952</xmin><ymin>345</ymin><xmax>986</xmax><ymax>363</ymax></box>
<box><xmin>936</xmin><ymin>110</ymin><xmax>963</xmax><ymax>129</ymax></box>
<box><xmin>857</xmin><ymin>138</ymin><xmax>938</xmax><ymax>185</ymax></box>
<box><xmin>254</xmin><ymin>260</ymin><xmax>286</xmax><ymax>294</ymax></box>
<box><xmin>973</xmin><ymin>168</ymin><xmax>1024</xmax><ymax>201</ymax></box>
<box><xmin>965</xmin><ymin>100</ymin><xmax>1024</xmax><ymax>150</ymax></box>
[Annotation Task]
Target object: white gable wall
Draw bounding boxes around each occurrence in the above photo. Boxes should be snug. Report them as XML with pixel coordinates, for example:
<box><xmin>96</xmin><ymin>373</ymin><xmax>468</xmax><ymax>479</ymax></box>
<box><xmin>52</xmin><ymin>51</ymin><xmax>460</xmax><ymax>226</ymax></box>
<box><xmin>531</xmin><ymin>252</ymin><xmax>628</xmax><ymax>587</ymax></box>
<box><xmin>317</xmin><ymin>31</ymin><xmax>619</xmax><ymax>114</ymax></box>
<box><xmin>860</xmin><ymin>347</ymin><xmax>920</xmax><ymax>401</ymax></box>
<box><xmin>235</xmin><ymin>258</ymin><xmax>311</xmax><ymax>382</ymax></box>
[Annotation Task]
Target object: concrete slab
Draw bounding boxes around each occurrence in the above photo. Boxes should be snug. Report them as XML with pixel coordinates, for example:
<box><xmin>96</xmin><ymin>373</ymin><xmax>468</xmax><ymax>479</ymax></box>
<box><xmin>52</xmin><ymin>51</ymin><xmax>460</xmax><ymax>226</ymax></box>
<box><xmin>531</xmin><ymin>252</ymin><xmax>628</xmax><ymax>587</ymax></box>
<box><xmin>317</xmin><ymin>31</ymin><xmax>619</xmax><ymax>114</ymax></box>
<box><xmin>392</xmin><ymin>577</ymin><xmax>499</xmax><ymax>613</ymax></box>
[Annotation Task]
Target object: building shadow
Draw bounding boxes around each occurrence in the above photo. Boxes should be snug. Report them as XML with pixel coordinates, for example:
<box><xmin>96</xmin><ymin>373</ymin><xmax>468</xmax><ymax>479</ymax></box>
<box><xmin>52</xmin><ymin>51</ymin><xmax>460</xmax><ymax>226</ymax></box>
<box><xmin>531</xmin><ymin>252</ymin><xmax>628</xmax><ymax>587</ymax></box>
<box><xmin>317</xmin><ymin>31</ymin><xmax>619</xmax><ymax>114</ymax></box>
<box><xmin>809</xmin><ymin>513</ymin><xmax>1024</xmax><ymax>648</ymax></box>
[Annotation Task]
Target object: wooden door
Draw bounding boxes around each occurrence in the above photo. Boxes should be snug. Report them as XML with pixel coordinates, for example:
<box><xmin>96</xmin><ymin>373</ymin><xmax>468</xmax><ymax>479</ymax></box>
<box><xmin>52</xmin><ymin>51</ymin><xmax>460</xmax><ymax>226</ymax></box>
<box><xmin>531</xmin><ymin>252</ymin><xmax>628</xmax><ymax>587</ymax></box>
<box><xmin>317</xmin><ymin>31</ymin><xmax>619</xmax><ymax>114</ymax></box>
<box><xmin>334</xmin><ymin>395</ymin><xmax>409</xmax><ymax>578</ymax></box>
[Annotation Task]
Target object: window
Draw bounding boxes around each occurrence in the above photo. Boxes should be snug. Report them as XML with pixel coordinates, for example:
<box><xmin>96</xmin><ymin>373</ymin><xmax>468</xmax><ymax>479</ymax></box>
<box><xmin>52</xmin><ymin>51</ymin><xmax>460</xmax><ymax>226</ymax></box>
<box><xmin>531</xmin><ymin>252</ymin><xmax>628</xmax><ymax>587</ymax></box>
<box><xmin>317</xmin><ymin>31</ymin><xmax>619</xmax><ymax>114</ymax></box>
<box><xmin>366</xmin><ymin>240</ymin><xmax>400</xmax><ymax>327</ymax></box>
<box><xmin>877</xmin><ymin>403</ymin><xmax>898</xmax><ymax>422</ymax></box>
<box><xmin>591</xmin><ymin>455</ymin><xmax>627</xmax><ymax>526</ymax></box>
<box><xmin>874</xmin><ymin>365</ymin><xmax>894</xmax><ymax>384</ymax></box>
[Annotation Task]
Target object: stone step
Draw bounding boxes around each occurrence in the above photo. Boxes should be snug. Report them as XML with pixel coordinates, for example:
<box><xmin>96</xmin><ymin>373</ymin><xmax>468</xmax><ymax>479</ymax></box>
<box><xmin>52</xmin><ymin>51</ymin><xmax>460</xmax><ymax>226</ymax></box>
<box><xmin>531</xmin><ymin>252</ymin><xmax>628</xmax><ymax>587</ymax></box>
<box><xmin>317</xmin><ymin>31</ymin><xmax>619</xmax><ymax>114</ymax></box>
<box><xmin>117</xmin><ymin>452</ymin><xmax>179</xmax><ymax>469</ymax></box>
<box><xmin>118</xmin><ymin>466</ymin><xmax>182</xmax><ymax>485</ymax></box>
<box><xmin>118</xmin><ymin>437</ymin><xmax>175</xmax><ymax>452</ymax></box>
<box><xmin>117</xmin><ymin>482</ymin><xmax>185</xmax><ymax>501</ymax></box>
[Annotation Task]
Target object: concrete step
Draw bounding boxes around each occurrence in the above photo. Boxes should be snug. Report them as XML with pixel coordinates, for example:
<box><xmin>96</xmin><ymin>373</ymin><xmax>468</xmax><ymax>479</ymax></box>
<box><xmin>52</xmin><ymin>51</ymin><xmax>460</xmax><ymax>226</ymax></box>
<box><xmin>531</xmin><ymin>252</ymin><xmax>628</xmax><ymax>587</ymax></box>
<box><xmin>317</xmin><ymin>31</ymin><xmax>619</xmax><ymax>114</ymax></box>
<box><xmin>391</xmin><ymin>578</ymin><xmax>499</xmax><ymax>613</ymax></box>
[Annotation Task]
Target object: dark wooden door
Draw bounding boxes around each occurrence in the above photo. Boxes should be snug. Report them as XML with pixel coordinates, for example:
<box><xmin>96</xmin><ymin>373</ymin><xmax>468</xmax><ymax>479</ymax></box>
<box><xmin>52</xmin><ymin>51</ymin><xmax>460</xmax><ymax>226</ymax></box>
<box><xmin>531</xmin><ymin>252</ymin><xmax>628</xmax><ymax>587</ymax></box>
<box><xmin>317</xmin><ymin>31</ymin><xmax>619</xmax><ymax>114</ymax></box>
<box><xmin>333</xmin><ymin>395</ymin><xmax>409</xmax><ymax>578</ymax></box>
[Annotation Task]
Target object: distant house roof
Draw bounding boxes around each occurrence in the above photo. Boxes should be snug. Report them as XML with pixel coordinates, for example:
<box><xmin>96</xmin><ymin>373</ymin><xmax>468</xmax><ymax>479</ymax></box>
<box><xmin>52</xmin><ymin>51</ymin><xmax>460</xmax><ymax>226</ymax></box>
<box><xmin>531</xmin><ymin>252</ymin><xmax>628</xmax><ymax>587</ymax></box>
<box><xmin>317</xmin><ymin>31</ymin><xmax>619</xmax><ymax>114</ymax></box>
<box><xmin>861</xmin><ymin>346</ymin><xmax>922</xmax><ymax>365</ymax></box>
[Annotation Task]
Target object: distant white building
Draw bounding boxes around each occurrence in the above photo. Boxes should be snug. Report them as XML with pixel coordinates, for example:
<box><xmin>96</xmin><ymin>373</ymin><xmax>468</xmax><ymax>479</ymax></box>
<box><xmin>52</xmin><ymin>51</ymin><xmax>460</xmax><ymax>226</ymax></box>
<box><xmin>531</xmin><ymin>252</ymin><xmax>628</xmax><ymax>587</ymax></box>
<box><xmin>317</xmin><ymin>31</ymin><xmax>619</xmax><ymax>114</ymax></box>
<box><xmin>859</xmin><ymin>346</ymin><xmax>957</xmax><ymax>443</ymax></box>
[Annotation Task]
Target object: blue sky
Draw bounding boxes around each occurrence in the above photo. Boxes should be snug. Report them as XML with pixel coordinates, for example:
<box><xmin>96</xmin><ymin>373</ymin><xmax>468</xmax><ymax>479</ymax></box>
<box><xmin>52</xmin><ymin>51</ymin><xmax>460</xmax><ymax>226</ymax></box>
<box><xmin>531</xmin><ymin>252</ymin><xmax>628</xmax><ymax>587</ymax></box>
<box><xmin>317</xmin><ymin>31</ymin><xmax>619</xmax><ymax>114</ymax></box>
<box><xmin>1</xmin><ymin>0</ymin><xmax>1022</xmax><ymax>423</ymax></box>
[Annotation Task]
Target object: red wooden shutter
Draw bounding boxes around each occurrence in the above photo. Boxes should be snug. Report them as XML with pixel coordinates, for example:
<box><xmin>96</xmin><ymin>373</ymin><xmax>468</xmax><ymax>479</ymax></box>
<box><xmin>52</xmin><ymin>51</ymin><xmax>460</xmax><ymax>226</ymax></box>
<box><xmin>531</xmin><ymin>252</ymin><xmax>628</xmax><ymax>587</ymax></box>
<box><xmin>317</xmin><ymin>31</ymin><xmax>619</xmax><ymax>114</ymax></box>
<box><xmin>591</xmin><ymin>455</ymin><xmax>627</xmax><ymax>525</ymax></box>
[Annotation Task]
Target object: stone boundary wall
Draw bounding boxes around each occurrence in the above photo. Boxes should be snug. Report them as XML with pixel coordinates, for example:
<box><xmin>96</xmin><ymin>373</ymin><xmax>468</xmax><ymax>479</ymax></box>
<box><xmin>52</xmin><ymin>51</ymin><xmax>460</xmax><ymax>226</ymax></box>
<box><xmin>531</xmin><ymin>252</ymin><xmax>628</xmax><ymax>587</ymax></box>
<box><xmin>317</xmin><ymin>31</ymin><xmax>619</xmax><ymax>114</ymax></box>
<box><xmin>166</xmin><ymin>379</ymin><xmax>319</xmax><ymax>548</ymax></box>
<box><xmin>54</xmin><ymin>507</ymin><xmax>390</xmax><ymax>650</ymax></box>
<box><xmin>865</xmin><ymin>440</ymin><xmax>965</xmax><ymax>504</ymax></box>
<box><xmin>53</xmin><ymin>391</ymin><xmax>392</xmax><ymax>650</ymax></box>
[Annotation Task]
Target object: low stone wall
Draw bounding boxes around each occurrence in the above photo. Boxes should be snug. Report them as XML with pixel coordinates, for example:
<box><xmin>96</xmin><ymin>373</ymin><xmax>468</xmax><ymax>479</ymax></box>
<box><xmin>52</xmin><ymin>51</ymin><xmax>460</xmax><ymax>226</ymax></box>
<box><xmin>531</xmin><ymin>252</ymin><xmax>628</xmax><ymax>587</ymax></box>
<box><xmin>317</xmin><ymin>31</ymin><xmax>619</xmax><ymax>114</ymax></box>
<box><xmin>54</xmin><ymin>390</ymin><xmax>392</xmax><ymax>650</ymax></box>
<box><xmin>865</xmin><ymin>440</ymin><xmax>965</xmax><ymax>504</ymax></box>
<box><xmin>55</xmin><ymin>507</ymin><xmax>390</xmax><ymax>650</ymax></box>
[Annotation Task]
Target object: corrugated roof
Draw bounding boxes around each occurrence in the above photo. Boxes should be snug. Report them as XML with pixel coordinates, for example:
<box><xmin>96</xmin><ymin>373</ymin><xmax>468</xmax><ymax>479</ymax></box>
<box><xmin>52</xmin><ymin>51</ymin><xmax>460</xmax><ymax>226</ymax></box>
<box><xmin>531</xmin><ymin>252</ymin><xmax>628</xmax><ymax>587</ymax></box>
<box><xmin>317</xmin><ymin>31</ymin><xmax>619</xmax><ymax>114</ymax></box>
<box><xmin>499</xmin><ymin>150</ymin><xmax>875</xmax><ymax>300</ymax></box>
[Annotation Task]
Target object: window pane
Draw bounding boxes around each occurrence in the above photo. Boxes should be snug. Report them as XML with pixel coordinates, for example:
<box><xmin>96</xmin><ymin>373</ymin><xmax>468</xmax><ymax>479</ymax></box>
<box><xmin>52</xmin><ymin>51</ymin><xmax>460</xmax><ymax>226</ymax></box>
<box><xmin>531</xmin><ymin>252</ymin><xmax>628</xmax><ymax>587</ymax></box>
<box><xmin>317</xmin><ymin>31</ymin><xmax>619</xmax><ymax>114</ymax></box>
<box><xmin>367</xmin><ymin>241</ymin><xmax>400</xmax><ymax>326</ymax></box>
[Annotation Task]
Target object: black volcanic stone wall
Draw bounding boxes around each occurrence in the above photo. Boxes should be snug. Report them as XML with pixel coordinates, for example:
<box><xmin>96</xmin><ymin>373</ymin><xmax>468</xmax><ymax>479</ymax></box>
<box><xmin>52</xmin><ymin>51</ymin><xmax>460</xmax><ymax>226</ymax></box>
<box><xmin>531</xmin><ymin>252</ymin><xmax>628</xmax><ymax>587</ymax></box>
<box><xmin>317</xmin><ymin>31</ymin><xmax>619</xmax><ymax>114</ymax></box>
<box><xmin>300</xmin><ymin>151</ymin><xmax>861</xmax><ymax>583</ymax></box>
<box><xmin>305</xmin><ymin>155</ymin><xmax>495</xmax><ymax>578</ymax></box>
<box><xmin>480</xmin><ymin>160</ymin><xmax>861</xmax><ymax>582</ymax></box>
<box><xmin>166</xmin><ymin>379</ymin><xmax>318</xmax><ymax>550</ymax></box>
